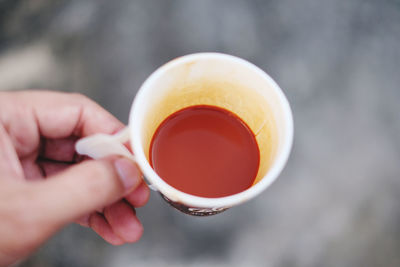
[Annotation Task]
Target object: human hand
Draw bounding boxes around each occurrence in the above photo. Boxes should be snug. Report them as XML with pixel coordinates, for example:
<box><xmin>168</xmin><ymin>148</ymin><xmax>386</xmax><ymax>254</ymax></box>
<box><xmin>0</xmin><ymin>91</ymin><xmax>150</xmax><ymax>266</ymax></box>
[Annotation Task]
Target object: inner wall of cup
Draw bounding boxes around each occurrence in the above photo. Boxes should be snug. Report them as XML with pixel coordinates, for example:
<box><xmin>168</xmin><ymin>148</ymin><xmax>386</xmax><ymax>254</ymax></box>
<box><xmin>141</xmin><ymin>56</ymin><xmax>282</xmax><ymax>185</ymax></box>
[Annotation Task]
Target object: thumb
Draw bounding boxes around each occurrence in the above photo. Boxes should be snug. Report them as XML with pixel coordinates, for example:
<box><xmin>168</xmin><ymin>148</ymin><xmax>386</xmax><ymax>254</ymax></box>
<box><xmin>30</xmin><ymin>157</ymin><xmax>142</xmax><ymax>226</ymax></box>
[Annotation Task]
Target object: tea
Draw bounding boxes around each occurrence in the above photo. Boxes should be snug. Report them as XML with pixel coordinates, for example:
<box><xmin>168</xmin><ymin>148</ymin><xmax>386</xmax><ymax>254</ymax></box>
<box><xmin>149</xmin><ymin>105</ymin><xmax>260</xmax><ymax>198</ymax></box>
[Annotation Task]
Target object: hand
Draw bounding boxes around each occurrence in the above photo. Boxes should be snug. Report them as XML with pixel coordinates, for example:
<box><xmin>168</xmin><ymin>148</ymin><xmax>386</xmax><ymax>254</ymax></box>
<box><xmin>0</xmin><ymin>91</ymin><xmax>150</xmax><ymax>266</ymax></box>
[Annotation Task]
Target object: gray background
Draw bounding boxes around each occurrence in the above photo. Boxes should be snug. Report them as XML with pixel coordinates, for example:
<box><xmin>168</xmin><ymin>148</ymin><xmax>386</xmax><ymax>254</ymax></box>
<box><xmin>1</xmin><ymin>0</ymin><xmax>400</xmax><ymax>266</ymax></box>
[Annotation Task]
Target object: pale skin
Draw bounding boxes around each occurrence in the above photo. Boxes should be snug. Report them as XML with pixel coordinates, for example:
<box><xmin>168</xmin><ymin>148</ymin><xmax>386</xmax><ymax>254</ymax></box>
<box><xmin>0</xmin><ymin>91</ymin><xmax>150</xmax><ymax>266</ymax></box>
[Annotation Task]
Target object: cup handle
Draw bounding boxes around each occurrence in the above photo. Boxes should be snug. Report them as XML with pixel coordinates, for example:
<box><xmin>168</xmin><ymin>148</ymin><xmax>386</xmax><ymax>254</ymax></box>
<box><xmin>75</xmin><ymin>127</ymin><xmax>160</xmax><ymax>191</ymax></box>
<box><xmin>75</xmin><ymin>127</ymin><xmax>135</xmax><ymax>161</ymax></box>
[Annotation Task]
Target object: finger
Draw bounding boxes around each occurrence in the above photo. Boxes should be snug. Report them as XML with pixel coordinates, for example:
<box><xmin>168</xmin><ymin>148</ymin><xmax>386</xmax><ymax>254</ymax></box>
<box><xmin>89</xmin><ymin>213</ymin><xmax>124</xmax><ymax>245</ymax></box>
<box><xmin>1</xmin><ymin>91</ymin><xmax>124</xmax><ymax>158</ymax></box>
<box><xmin>31</xmin><ymin>92</ymin><xmax>125</xmax><ymax>138</ymax></box>
<box><xmin>104</xmin><ymin>201</ymin><xmax>143</xmax><ymax>243</ymax></box>
<box><xmin>75</xmin><ymin>214</ymin><xmax>91</xmax><ymax>227</ymax></box>
<box><xmin>28</xmin><ymin>157</ymin><xmax>142</xmax><ymax>227</ymax></box>
<box><xmin>20</xmin><ymin>157</ymin><xmax>44</xmax><ymax>181</ymax></box>
<box><xmin>125</xmin><ymin>181</ymin><xmax>150</xmax><ymax>208</ymax></box>
<box><xmin>37</xmin><ymin>160</ymin><xmax>71</xmax><ymax>177</ymax></box>
<box><xmin>41</xmin><ymin>137</ymin><xmax>78</xmax><ymax>162</ymax></box>
<box><xmin>0</xmin><ymin>124</ymin><xmax>24</xmax><ymax>180</ymax></box>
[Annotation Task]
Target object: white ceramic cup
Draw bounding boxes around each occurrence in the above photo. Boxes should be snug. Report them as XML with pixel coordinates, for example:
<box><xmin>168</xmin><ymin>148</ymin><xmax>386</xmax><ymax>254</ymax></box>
<box><xmin>76</xmin><ymin>53</ymin><xmax>293</xmax><ymax>216</ymax></box>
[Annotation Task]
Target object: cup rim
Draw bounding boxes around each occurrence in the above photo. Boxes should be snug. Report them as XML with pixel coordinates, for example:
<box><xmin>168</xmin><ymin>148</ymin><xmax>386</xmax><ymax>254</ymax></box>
<box><xmin>130</xmin><ymin>52</ymin><xmax>293</xmax><ymax>208</ymax></box>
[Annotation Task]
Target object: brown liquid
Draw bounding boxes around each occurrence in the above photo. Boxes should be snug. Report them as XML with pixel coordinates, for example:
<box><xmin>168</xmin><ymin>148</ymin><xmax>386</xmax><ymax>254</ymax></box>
<box><xmin>150</xmin><ymin>105</ymin><xmax>260</xmax><ymax>198</ymax></box>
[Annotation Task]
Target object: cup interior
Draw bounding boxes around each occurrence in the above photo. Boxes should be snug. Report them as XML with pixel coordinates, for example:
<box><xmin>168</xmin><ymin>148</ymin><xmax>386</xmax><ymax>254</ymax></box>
<box><xmin>130</xmin><ymin>53</ymin><xmax>293</xmax><ymax>208</ymax></box>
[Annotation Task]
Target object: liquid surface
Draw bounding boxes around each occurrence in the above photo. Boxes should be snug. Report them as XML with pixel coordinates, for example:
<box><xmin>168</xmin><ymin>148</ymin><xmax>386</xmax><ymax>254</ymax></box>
<box><xmin>150</xmin><ymin>105</ymin><xmax>260</xmax><ymax>198</ymax></box>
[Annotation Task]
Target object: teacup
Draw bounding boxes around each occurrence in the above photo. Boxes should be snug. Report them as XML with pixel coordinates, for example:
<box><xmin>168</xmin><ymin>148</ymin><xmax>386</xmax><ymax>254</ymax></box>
<box><xmin>76</xmin><ymin>53</ymin><xmax>293</xmax><ymax>216</ymax></box>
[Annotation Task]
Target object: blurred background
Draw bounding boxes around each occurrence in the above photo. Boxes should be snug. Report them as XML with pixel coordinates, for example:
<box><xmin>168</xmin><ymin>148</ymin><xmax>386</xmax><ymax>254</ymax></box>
<box><xmin>1</xmin><ymin>0</ymin><xmax>400</xmax><ymax>266</ymax></box>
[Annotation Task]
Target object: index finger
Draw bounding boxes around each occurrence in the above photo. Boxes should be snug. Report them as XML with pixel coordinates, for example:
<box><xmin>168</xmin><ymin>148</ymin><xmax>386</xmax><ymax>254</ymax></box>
<box><xmin>31</xmin><ymin>91</ymin><xmax>125</xmax><ymax>138</ymax></box>
<box><xmin>0</xmin><ymin>91</ymin><xmax>125</xmax><ymax>159</ymax></box>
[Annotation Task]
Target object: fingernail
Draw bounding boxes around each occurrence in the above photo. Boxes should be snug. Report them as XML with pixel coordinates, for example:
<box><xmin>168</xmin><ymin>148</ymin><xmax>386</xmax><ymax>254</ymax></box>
<box><xmin>114</xmin><ymin>158</ymin><xmax>141</xmax><ymax>193</ymax></box>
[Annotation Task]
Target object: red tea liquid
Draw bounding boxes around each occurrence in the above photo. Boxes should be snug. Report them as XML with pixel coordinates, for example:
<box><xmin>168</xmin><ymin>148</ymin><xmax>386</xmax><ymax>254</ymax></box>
<box><xmin>150</xmin><ymin>105</ymin><xmax>260</xmax><ymax>198</ymax></box>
